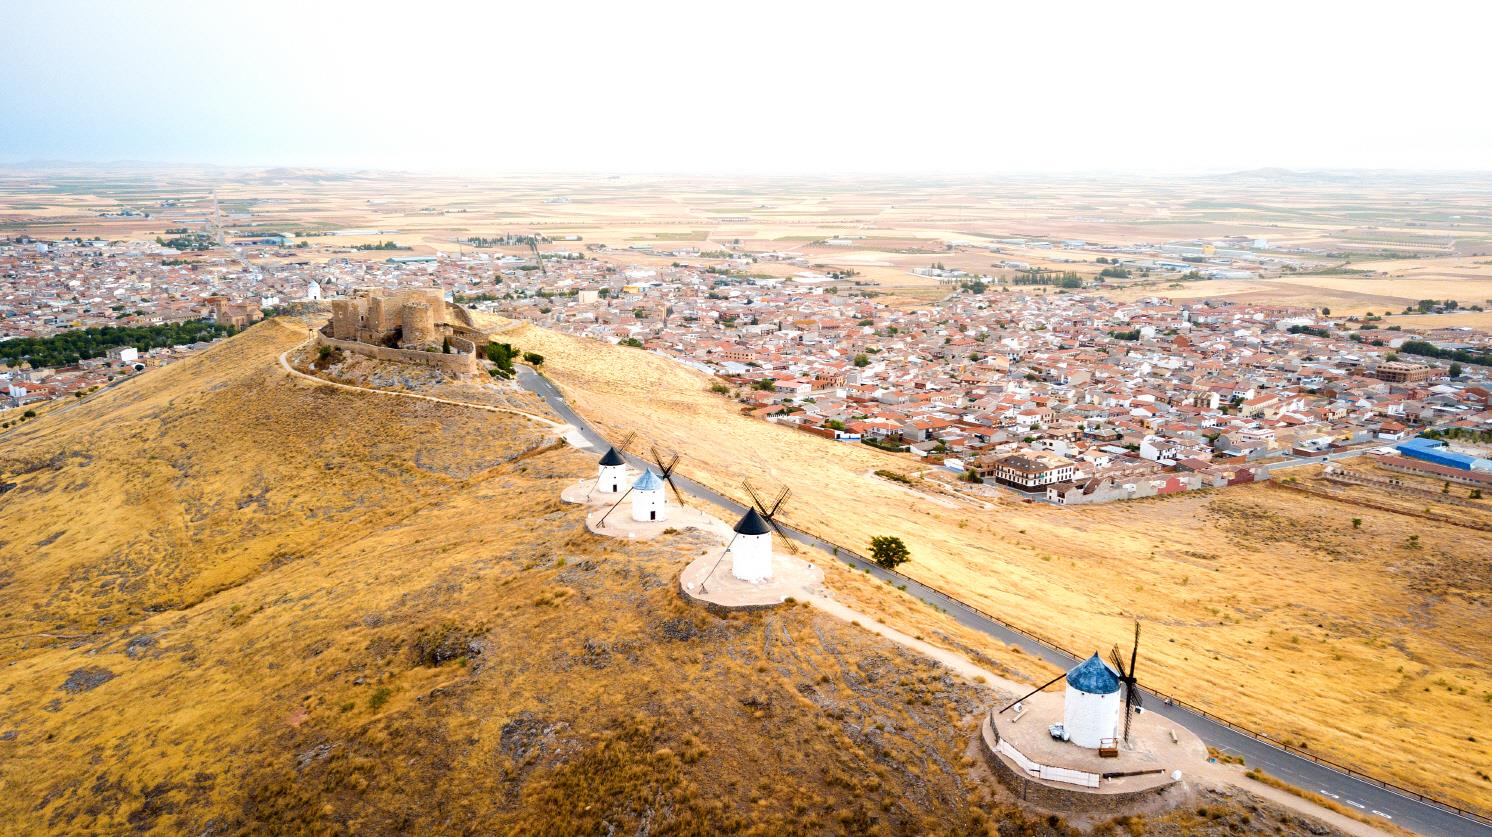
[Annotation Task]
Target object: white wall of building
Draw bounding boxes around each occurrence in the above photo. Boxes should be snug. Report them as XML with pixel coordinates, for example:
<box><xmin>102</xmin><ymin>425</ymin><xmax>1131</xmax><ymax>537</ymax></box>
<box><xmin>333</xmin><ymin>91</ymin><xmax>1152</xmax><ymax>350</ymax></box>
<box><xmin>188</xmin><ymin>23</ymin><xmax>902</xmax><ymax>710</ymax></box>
<box><xmin>598</xmin><ymin>463</ymin><xmax>627</xmax><ymax>494</ymax></box>
<box><xmin>1062</xmin><ymin>683</ymin><xmax>1121</xmax><ymax>749</ymax></box>
<box><xmin>631</xmin><ymin>487</ymin><xmax>665</xmax><ymax>522</ymax></box>
<box><xmin>730</xmin><ymin>532</ymin><xmax>773</xmax><ymax>582</ymax></box>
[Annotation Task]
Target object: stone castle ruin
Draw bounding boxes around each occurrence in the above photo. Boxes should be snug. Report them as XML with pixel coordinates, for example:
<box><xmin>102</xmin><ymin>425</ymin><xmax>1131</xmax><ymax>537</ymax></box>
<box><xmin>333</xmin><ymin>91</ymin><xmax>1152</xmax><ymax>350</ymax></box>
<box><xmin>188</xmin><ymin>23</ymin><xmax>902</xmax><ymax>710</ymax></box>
<box><xmin>317</xmin><ymin>288</ymin><xmax>488</xmax><ymax>375</ymax></box>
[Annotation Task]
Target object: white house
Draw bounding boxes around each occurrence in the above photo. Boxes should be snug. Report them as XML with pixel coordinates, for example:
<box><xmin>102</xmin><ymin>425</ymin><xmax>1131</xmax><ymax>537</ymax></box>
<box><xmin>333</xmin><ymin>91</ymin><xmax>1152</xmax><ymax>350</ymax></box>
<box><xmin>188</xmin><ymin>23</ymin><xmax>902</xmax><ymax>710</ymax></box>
<box><xmin>729</xmin><ymin>507</ymin><xmax>774</xmax><ymax>582</ymax></box>
<box><xmin>596</xmin><ymin>447</ymin><xmax>627</xmax><ymax>493</ymax></box>
<box><xmin>630</xmin><ymin>470</ymin><xmax>667</xmax><ymax>523</ymax></box>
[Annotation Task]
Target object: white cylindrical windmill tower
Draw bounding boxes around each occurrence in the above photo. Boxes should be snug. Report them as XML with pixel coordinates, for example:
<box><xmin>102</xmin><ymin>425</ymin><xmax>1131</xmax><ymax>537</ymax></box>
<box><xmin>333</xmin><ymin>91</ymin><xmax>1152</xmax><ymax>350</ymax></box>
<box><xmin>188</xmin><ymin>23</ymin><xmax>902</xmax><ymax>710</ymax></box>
<box><xmin>729</xmin><ymin>507</ymin><xmax>774</xmax><ymax>582</ymax></box>
<box><xmin>1062</xmin><ymin>653</ymin><xmax>1122</xmax><ymax>749</ymax></box>
<box><xmin>597</xmin><ymin>447</ymin><xmax>627</xmax><ymax>494</ymax></box>
<box><xmin>630</xmin><ymin>470</ymin><xmax>667</xmax><ymax>522</ymax></box>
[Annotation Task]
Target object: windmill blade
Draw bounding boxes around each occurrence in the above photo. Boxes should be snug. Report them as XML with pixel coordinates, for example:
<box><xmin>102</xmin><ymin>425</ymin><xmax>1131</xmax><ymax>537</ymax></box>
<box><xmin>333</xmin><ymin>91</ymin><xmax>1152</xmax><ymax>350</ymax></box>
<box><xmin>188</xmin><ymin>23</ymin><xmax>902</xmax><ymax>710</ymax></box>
<box><xmin>997</xmin><ymin>671</ymin><xmax>1067</xmax><ymax>714</ymax></box>
<box><xmin>1123</xmin><ymin>700</ymin><xmax>1135</xmax><ymax>742</ymax></box>
<box><xmin>769</xmin><ymin>486</ymin><xmax>791</xmax><ymax>517</ymax></box>
<box><xmin>661</xmin><ymin>453</ymin><xmax>680</xmax><ymax>477</ymax></box>
<box><xmin>767</xmin><ymin>517</ymin><xmax>800</xmax><ymax>553</ymax></box>
<box><xmin>1109</xmin><ymin>647</ymin><xmax>1128</xmax><ymax>680</ymax></box>
<box><xmin>663</xmin><ymin>473</ymin><xmax>688</xmax><ymax>507</ymax></box>
<box><xmin>742</xmin><ymin>480</ymin><xmax>768</xmax><ymax>513</ymax></box>
<box><xmin>1128</xmin><ymin>686</ymin><xmax>1143</xmax><ymax>711</ymax></box>
<box><xmin>1129</xmin><ymin>620</ymin><xmax>1141</xmax><ymax>683</ymax></box>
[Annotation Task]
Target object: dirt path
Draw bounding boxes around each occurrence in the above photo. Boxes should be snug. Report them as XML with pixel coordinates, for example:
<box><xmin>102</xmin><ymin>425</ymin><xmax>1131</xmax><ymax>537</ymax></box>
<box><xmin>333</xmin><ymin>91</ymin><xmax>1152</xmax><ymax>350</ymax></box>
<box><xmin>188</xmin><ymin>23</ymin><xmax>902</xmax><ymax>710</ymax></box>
<box><xmin>805</xmin><ymin>593</ymin><xmax>1024</xmax><ymax>692</ymax></box>
<box><xmin>276</xmin><ymin>334</ymin><xmax>589</xmax><ymax>447</ymax></box>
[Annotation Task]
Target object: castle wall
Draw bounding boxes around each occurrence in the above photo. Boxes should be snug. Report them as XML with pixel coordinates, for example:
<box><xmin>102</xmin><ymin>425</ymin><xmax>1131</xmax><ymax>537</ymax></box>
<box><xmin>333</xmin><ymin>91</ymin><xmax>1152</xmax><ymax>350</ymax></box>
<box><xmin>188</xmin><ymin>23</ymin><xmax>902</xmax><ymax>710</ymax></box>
<box><xmin>314</xmin><ymin>332</ymin><xmax>479</xmax><ymax>376</ymax></box>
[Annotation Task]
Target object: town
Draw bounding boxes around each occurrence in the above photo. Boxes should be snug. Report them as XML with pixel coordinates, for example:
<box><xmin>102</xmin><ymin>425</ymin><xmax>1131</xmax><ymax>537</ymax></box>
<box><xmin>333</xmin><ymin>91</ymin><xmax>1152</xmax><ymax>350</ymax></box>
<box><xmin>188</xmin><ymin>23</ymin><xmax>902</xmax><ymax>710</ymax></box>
<box><xmin>5</xmin><ymin>232</ymin><xmax>1489</xmax><ymax>501</ymax></box>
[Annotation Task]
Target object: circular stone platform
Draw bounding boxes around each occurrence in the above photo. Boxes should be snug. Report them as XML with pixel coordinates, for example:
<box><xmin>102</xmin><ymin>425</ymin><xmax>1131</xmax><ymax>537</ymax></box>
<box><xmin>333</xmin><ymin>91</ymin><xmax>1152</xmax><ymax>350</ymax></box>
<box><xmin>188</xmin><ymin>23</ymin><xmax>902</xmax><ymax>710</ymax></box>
<box><xmin>678</xmin><ymin>549</ymin><xmax>826</xmax><ymax>611</ymax></box>
<box><xmin>561</xmin><ymin>475</ymin><xmax>638</xmax><ymax>507</ymax></box>
<box><xmin>979</xmin><ymin>690</ymin><xmax>1205</xmax><ymax>815</ymax></box>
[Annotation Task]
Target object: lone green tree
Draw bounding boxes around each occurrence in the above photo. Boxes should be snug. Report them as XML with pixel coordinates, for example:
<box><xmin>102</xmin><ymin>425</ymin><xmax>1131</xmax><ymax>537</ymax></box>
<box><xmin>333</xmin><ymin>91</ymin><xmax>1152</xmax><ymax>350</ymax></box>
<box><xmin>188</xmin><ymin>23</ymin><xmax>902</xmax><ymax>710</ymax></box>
<box><xmin>869</xmin><ymin>535</ymin><xmax>910</xmax><ymax>570</ymax></box>
<box><xmin>522</xmin><ymin>351</ymin><xmax>544</xmax><ymax>366</ymax></box>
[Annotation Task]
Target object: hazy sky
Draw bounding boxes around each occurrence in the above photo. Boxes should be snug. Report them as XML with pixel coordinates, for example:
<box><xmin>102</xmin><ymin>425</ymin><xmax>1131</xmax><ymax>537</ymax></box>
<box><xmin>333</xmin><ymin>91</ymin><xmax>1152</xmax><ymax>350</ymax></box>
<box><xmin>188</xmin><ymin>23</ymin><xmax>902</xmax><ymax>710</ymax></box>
<box><xmin>4</xmin><ymin>0</ymin><xmax>1489</xmax><ymax>174</ymax></box>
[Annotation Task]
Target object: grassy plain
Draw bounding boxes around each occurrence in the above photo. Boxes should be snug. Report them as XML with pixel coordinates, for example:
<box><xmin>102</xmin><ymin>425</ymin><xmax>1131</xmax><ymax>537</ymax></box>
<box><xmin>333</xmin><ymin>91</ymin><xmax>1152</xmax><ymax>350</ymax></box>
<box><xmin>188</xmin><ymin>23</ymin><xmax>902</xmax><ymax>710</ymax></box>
<box><xmin>495</xmin><ymin>316</ymin><xmax>1492</xmax><ymax>814</ymax></box>
<box><xmin>8</xmin><ymin>167</ymin><xmax>1492</xmax><ymax>317</ymax></box>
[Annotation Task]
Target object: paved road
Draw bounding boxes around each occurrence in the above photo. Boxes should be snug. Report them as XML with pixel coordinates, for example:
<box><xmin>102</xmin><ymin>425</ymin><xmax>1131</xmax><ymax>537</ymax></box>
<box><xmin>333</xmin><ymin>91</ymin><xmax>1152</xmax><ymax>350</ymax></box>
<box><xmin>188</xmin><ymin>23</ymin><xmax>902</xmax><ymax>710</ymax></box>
<box><xmin>515</xmin><ymin>365</ymin><xmax>1489</xmax><ymax>837</ymax></box>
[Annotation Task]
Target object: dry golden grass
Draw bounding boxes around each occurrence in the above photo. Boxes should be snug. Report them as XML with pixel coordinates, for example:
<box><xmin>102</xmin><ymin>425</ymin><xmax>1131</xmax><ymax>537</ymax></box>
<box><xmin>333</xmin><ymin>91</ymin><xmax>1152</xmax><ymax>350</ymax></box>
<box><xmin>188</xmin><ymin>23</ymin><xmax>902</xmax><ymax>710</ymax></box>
<box><xmin>495</xmin><ymin>316</ymin><xmax>1492</xmax><ymax>815</ymax></box>
<box><xmin>8</xmin><ymin>318</ymin><xmax>1309</xmax><ymax>835</ymax></box>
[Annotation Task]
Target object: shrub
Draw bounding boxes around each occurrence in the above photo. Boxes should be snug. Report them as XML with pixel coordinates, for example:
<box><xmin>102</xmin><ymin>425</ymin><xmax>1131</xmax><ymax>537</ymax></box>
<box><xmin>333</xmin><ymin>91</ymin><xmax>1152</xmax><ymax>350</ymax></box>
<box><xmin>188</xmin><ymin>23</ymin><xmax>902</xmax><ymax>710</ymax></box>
<box><xmin>368</xmin><ymin>686</ymin><xmax>392</xmax><ymax>711</ymax></box>
<box><xmin>869</xmin><ymin>535</ymin><xmax>910</xmax><ymax>570</ymax></box>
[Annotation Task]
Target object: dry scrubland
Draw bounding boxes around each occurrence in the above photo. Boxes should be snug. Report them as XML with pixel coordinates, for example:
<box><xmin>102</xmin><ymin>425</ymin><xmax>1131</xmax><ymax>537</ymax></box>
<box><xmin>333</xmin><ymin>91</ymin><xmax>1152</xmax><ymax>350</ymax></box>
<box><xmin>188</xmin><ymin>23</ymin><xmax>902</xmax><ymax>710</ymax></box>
<box><xmin>496</xmin><ymin>316</ymin><xmax>1492</xmax><ymax>815</ymax></box>
<box><xmin>0</xmin><ymin>320</ymin><xmax>1317</xmax><ymax>834</ymax></box>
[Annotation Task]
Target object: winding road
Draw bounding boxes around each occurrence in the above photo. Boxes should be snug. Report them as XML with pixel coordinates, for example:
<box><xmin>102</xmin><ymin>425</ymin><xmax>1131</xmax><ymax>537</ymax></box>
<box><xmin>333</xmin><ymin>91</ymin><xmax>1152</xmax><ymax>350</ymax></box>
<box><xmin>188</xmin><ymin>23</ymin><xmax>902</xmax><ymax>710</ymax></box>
<box><xmin>514</xmin><ymin>365</ymin><xmax>1491</xmax><ymax>837</ymax></box>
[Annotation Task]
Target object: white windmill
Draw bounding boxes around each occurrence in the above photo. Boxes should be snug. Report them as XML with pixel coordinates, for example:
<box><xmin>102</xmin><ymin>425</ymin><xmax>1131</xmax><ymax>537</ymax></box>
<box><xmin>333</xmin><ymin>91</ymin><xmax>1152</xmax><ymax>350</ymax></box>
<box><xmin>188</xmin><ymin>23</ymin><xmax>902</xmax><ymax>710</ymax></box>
<box><xmin>630</xmin><ymin>470</ymin><xmax>667</xmax><ymax>522</ymax></box>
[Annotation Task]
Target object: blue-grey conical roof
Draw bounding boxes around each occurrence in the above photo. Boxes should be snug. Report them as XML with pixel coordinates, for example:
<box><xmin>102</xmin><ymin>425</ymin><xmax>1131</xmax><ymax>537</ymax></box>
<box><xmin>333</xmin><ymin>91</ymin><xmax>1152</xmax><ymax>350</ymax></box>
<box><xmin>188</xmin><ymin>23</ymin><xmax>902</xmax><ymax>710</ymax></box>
<box><xmin>1066</xmin><ymin>653</ymin><xmax>1121</xmax><ymax>695</ymax></box>
<box><xmin>633</xmin><ymin>470</ymin><xmax>663</xmax><ymax>491</ymax></box>
<box><xmin>598</xmin><ymin>447</ymin><xmax>625</xmax><ymax>467</ymax></box>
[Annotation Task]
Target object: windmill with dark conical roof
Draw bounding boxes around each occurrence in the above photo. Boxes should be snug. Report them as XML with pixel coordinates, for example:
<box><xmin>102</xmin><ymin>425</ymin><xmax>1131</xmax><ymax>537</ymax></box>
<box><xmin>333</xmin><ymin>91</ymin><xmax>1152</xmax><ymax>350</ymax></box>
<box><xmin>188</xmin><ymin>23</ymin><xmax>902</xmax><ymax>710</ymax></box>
<box><xmin>697</xmin><ymin>482</ymin><xmax>794</xmax><ymax>592</ymax></box>
<box><xmin>590</xmin><ymin>432</ymin><xmax>635</xmax><ymax>498</ymax></box>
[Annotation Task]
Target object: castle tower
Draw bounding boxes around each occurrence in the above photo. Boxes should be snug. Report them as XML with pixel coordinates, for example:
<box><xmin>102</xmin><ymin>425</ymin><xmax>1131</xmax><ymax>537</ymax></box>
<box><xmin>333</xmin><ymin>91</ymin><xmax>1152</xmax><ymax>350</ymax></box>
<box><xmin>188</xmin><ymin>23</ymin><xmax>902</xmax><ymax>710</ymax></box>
<box><xmin>729</xmin><ymin>507</ymin><xmax>773</xmax><ymax>582</ymax></box>
<box><xmin>329</xmin><ymin>299</ymin><xmax>360</xmax><ymax>339</ymax></box>
<box><xmin>597</xmin><ymin>447</ymin><xmax>627</xmax><ymax>493</ymax></box>
<box><xmin>399</xmin><ymin>302</ymin><xmax>436</xmax><ymax>349</ymax></box>
<box><xmin>366</xmin><ymin>293</ymin><xmax>391</xmax><ymax>340</ymax></box>
<box><xmin>1062</xmin><ymin>654</ymin><xmax>1122</xmax><ymax>749</ymax></box>
<box><xmin>630</xmin><ymin>470</ymin><xmax>666</xmax><ymax>522</ymax></box>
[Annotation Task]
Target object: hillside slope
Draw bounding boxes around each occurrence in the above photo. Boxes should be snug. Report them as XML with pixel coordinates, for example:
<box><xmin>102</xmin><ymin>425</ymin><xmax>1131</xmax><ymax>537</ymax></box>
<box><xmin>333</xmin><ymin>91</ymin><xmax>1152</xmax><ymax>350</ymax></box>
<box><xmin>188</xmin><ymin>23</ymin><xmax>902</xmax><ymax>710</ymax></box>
<box><xmin>0</xmin><ymin>320</ymin><xmax>1355</xmax><ymax>835</ymax></box>
<box><xmin>491</xmin><ymin>316</ymin><xmax>1492</xmax><ymax>815</ymax></box>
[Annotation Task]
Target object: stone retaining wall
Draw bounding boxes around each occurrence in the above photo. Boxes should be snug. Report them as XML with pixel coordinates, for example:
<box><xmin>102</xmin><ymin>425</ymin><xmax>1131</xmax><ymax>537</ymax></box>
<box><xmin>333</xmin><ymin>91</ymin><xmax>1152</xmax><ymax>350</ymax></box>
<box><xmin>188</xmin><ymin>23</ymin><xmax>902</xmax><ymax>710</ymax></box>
<box><xmin>315</xmin><ymin>332</ymin><xmax>480</xmax><ymax>376</ymax></box>
<box><xmin>979</xmin><ymin>716</ymin><xmax>1184</xmax><ymax>815</ymax></box>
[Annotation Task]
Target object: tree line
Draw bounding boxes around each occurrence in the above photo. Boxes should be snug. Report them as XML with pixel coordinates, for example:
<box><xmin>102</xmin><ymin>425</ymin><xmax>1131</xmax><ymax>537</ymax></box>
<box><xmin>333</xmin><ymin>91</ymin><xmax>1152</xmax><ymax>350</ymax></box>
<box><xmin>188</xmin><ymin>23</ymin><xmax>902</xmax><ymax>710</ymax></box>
<box><xmin>2</xmin><ymin>320</ymin><xmax>237</xmax><ymax>368</ymax></box>
<box><xmin>1397</xmin><ymin>339</ymin><xmax>1492</xmax><ymax>368</ymax></box>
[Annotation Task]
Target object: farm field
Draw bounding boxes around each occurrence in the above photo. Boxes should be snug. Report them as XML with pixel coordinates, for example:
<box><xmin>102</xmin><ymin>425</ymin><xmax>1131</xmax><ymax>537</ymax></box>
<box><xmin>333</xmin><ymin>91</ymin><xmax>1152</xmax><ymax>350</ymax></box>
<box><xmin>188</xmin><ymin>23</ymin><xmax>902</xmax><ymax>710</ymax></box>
<box><xmin>491</xmin><ymin>314</ymin><xmax>1492</xmax><ymax>815</ymax></box>
<box><xmin>9</xmin><ymin>167</ymin><xmax>1492</xmax><ymax>321</ymax></box>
